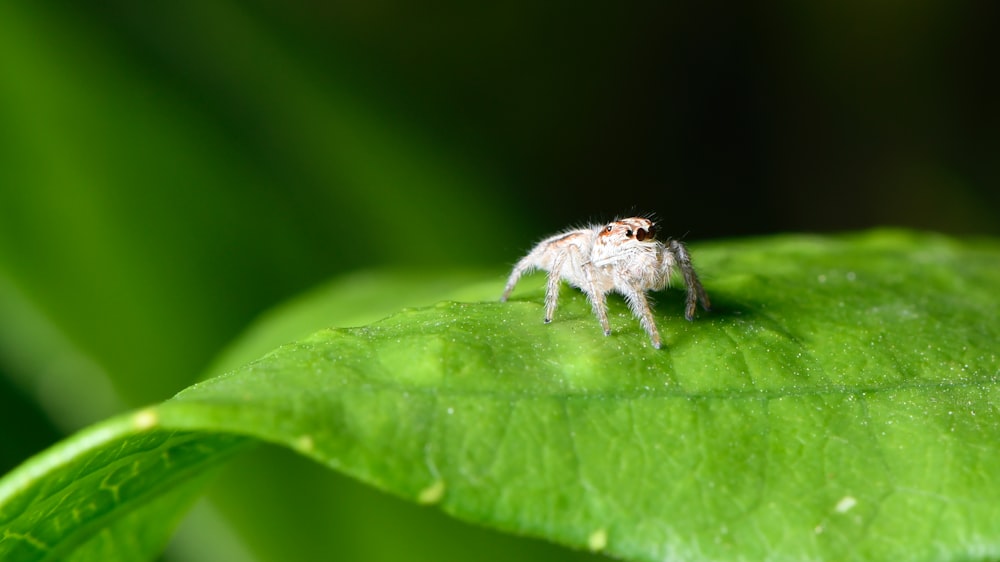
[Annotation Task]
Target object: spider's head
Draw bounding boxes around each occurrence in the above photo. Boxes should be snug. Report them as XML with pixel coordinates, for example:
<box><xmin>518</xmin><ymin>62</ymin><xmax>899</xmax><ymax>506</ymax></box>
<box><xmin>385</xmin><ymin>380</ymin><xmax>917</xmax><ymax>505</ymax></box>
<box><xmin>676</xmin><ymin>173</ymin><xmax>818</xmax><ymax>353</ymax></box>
<box><xmin>598</xmin><ymin>217</ymin><xmax>658</xmax><ymax>246</ymax></box>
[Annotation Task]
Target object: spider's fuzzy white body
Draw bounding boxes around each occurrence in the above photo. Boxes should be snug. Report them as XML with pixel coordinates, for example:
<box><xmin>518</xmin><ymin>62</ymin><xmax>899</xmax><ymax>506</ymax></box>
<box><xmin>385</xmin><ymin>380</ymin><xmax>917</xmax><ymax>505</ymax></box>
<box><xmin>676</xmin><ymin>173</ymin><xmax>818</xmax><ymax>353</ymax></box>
<box><xmin>501</xmin><ymin>217</ymin><xmax>710</xmax><ymax>349</ymax></box>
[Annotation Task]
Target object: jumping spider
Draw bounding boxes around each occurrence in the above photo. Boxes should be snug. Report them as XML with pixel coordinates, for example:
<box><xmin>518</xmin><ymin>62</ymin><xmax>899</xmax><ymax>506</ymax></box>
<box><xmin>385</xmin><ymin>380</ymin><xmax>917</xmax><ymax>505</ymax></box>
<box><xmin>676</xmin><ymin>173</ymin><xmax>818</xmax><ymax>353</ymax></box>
<box><xmin>500</xmin><ymin>217</ymin><xmax>710</xmax><ymax>349</ymax></box>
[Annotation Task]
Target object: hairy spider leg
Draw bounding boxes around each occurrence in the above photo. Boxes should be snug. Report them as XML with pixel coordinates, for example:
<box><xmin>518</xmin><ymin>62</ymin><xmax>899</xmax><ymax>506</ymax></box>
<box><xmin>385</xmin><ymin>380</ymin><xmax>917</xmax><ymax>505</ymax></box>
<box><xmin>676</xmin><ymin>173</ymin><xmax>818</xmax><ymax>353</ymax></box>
<box><xmin>577</xmin><ymin>252</ymin><xmax>611</xmax><ymax>336</ymax></box>
<box><xmin>619</xmin><ymin>285</ymin><xmax>662</xmax><ymax>349</ymax></box>
<box><xmin>667</xmin><ymin>240</ymin><xmax>711</xmax><ymax>321</ymax></box>
<box><xmin>501</xmin><ymin>232</ymin><xmax>575</xmax><ymax>304</ymax></box>
<box><xmin>500</xmin><ymin>257</ymin><xmax>534</xmax><ymax>302</ymax></box>
<box><xmin>543</xmin><ymin>251</ymin><xmax>567</xmax><ymax>323</ymax></box>
<box><xmin>502</xmin><ymin>234</ymin><xmax>612</xmax><ymax>334</ymax></box>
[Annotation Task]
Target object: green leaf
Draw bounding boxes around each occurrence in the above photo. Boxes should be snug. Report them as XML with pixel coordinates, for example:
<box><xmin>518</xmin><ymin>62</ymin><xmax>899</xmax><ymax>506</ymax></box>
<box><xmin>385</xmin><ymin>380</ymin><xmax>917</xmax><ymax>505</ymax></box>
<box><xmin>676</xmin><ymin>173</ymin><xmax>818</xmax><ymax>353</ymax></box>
<box><xmin>2</xmin><ymin>230</ymin><xmax>999</xmax><ymax>561</ymax></box>
<box><xmin>202</xmin><ymin>268</ymin><xmax>506</xmax><ymax>378</ymax></box>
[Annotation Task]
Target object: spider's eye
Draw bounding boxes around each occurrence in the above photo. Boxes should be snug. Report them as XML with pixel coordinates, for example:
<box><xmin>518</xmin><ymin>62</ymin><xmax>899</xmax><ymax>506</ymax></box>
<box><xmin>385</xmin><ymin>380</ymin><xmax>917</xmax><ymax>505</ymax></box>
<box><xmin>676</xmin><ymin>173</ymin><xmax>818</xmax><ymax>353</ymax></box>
<box><xmin>635</xmin><ymin>228</ymin><xmax>647</xmax><ymax>241</ymax></box>
<box><xmin>605</xmin><ymin>225</ymin><xmax>613</xmax><ymax>232</ymax></box>
<box><xmin>625</xmin><ymin>229</ymin><xmax>633</xmax><ymax>238</ymax></box>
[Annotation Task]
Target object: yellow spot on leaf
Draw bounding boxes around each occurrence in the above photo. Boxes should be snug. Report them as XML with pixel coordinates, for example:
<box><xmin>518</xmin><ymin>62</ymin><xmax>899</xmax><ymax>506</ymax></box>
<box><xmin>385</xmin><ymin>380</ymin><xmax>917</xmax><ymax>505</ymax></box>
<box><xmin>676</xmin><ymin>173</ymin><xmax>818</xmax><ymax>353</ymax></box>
<box><xmin>132</xmin><ymin>409</ymin><xmax>158</xmax><ymax>430</ymax></box>
<box><xmin>417</xmin><ymin>480</ymin><xmax>446</xmax><ymax>505</ymax></box>
<box><xmin>295</xmin><ymin>435</ymin><xmax>315</xmax><ymax>453</ymax></box>
<box><xmin>588</xmin><ymin>528</ymin><xmax>607</xmax><ymax>552</ymax></box>
<box><xmin>835</xmin><ymin>496</ymin><xmax>857</xmax><ymax>513</ymax></box>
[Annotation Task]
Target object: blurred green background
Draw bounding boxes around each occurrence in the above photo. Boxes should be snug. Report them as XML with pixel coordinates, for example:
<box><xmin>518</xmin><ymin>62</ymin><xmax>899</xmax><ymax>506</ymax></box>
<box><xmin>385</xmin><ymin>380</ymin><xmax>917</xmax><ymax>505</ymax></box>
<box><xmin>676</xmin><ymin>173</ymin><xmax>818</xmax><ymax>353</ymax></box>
<box><xmin>1</xmin><ymin>1</ymin><xmax>997</xmax><ymax>560</ymax></box>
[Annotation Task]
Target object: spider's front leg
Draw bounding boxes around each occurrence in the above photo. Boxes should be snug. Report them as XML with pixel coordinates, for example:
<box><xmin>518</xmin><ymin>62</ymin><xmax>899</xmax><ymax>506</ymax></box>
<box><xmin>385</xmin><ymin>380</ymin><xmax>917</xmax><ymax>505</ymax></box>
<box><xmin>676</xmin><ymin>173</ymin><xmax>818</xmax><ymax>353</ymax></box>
<box><xmin>620</xmin><ymin>286</ymin><xmax>662</xmax><ymax>349</ymax></box>
<box><xmin>667</xmin><ymin>239</ymin><xmax>711</xmax><ymax>320</ymax></box>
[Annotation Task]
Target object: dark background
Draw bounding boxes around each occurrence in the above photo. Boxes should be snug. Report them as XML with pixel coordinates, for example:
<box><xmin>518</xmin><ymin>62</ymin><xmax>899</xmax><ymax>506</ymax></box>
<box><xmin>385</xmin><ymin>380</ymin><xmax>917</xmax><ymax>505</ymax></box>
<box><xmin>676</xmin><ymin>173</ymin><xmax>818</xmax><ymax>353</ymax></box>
<box><xmin>235</xmin><ymin>1</ymin><xmax>1000</xmax><ymax>238</ymax></box>
<box><xmin>1</xmin><ymin>2</ymin><xmax>997</xmax><ymax>560</ymax></box>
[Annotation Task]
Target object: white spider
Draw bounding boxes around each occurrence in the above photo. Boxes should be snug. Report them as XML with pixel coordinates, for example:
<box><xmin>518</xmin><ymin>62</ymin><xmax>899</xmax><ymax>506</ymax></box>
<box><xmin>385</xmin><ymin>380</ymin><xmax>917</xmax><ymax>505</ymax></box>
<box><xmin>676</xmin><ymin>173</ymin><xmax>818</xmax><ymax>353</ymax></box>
<box><xmin>500</xmin><ymin>217</ymin><xmax>710</xmax><ymax>349</ymax></box>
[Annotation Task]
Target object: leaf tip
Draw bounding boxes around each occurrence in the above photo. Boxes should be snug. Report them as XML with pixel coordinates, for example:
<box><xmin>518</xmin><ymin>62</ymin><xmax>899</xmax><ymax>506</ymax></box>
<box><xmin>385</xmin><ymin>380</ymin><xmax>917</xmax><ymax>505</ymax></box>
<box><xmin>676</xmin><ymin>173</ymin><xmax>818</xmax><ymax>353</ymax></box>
<box><xmin>416</xmin><ymin>480</ymin><xmax>446</xmax><ymax>505</ymax></box>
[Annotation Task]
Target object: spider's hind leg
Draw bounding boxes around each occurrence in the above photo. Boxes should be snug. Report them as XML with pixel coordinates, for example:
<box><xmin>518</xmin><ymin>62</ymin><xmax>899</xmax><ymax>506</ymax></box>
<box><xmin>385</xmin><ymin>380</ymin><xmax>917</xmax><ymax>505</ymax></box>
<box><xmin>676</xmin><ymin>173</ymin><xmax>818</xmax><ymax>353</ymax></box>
<box><xmin>501</xmin><ymin>257</ymin><xmax>535</xmax><ymax>302</ymax></box>
<box><xmin>543</xmin><ymin>254</ymin><xmax>567</xmax><ymax>323</ymax></box>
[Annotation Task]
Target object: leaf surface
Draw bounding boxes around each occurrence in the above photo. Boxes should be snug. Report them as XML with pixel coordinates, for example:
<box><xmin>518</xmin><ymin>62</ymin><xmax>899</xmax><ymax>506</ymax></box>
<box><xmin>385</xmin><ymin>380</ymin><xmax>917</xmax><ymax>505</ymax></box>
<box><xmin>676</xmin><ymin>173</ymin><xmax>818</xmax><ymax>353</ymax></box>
<box><xmin>2</xmin><ymin>230</ymin><xmax>999</xmax><ymax>561</ymax></box>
